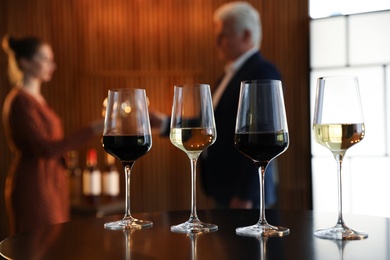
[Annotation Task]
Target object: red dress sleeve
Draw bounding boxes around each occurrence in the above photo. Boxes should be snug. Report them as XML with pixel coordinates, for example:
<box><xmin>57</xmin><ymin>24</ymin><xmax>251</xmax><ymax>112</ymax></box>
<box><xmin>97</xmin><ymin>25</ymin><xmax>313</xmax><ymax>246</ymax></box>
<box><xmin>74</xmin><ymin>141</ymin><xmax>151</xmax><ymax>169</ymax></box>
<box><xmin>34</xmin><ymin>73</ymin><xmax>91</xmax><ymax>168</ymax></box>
<box><xmin>6</xmin><ymin>89</ymin><xmax>96</xmax><ymax>158</ymax></box>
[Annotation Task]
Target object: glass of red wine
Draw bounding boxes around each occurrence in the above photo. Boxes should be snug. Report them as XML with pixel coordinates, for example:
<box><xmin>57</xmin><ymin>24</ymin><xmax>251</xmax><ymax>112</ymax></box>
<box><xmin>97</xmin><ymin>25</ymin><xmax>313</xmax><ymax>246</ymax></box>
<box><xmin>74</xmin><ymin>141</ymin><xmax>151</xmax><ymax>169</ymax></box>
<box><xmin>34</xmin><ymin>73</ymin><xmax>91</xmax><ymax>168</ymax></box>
<box><xmin>102</xmin><ymin>88</ymin><xmax>152</xmax><ymax>230</ymax></box>
<box><xmin>234</xmin><ymin>79</ymin><xmax>289</xmax><ymax>237</ymax></box>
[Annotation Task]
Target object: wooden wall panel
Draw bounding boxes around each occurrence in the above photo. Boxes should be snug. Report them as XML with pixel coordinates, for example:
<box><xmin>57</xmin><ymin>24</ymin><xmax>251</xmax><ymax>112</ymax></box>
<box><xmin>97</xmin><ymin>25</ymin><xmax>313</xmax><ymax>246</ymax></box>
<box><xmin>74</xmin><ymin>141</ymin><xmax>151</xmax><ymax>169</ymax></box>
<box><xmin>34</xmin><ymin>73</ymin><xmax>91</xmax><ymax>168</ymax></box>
<box><xmin>0</xmin><ymin>0</ymin><xmax>9</xmax><ymax>241</ymax></box>
<box><xmin>0</xmin><ymin>0</ymin><xmax>310</xmax><ymax>239</ymax></box>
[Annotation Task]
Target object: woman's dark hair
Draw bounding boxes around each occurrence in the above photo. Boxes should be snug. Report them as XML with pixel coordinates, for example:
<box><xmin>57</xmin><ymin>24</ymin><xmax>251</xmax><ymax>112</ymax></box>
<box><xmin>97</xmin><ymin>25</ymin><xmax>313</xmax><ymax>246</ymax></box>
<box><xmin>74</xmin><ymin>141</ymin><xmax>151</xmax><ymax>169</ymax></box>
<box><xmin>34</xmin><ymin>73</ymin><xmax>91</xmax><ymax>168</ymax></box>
<box><xmin>7</xmin><ymin>36</ymin><xmax>43</xmax><ymax>61</ymax></box>
<box><xmin>2</xmin><ymin>35</ymin><xmax>45</xmax><ymax>86</ymax></box>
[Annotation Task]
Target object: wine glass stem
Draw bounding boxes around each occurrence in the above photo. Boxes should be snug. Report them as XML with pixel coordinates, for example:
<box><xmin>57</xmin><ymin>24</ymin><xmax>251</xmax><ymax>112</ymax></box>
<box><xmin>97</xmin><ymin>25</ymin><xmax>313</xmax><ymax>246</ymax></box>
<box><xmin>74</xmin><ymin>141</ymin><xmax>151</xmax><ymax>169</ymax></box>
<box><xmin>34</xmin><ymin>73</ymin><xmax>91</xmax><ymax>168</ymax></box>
<box><xmin>124</xmin><ymin>163</ymin><xmax>134</xmax><ymax>219</ymax></box>
<box><xmin>334</xmin><ymin>153</ymin><xmax>345</xmax><ymax>225</ymax></box>
<box><xmin>189</xmin><ymin>156</ymin><xmax>199</xmax><ymax>221</ymax></box>
<box><xmin>258</xmin><ymin>166</ymin><xmax>267</xmax><ymax>225</ymax></box>
<box><xmin>259</xmin><ymin>237</ymin><xmax>268</xmax><ymax>259</ymax></box>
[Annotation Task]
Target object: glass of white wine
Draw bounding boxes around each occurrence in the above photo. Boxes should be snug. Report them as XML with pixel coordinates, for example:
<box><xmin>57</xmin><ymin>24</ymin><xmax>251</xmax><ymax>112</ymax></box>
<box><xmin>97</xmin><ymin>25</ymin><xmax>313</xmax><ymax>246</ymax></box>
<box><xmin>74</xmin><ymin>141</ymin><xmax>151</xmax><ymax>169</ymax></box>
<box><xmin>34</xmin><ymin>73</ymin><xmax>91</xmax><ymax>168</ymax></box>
<box><xmin>169</xmin><ymin>83</ymin><xmax>218</xmax><ymax>233</ymax></box>
<box><xmin>312</xmin><ymin>76</ymin><xmax>368</xmax><ymax>240</ymax></box>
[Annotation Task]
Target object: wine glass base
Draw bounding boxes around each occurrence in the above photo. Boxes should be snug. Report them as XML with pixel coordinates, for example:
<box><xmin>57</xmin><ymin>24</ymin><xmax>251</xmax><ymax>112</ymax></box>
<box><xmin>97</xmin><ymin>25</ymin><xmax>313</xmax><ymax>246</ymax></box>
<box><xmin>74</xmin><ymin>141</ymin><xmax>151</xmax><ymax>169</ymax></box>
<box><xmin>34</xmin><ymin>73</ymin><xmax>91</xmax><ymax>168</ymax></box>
<box><xmin>171</xmin><ymin>220</ymin><xmax>218</xmax><ymax>234</ymax></box>
<box><xmin>236</xmin><ymin>223</ymin><xmax>290</xmax><ymax>237</ymax></box>
<box><xmin>314</xmin><ymin>224</ymin><xmax>368</xmax><ymax>240</ymax></box>
<box><xmin>104</xmin><ymin>218</ymin><xmax>153</xmax><ymax>230</ymax></box>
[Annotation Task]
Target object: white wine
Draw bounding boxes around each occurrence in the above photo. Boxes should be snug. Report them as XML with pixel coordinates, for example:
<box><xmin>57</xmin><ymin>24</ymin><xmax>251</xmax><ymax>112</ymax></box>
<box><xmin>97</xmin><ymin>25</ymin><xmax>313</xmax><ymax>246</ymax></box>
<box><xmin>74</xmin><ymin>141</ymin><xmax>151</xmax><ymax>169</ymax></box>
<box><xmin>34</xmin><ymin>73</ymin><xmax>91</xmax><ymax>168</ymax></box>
<box><xmin>170</xmin><ymin>127</ymin><xmax>216</xmax><ymax>153</ymax></box>
<box><xmin>313</xmin><ymin>123</ymin><xmax>365</xmax><ymax>152</ymax></box>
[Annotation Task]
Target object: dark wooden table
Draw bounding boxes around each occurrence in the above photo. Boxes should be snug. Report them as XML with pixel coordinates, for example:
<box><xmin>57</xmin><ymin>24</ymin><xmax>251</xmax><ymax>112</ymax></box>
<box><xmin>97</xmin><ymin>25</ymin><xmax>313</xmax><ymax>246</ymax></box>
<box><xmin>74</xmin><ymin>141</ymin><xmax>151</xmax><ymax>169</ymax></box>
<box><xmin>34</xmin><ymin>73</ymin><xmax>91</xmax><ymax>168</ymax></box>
<box><xmin>0</xmin><ymin>209</ymin><xmax>389</xmax><ymax>259</ymax></box>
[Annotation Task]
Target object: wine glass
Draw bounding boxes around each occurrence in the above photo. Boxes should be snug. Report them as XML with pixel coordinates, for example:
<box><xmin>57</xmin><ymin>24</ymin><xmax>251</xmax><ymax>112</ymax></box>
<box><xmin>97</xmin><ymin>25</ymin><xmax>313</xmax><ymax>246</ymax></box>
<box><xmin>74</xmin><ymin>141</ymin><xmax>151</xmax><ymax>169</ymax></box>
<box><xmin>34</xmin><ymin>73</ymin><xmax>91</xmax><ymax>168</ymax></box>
<box><xmin>169</xmin><ymin>83</ymin><xmax>218</xmax><ymax>233</ymax></box>
<box><xmin>188</xmin><ymin>233</ymin><xmax>199</xmax><ymax>260</ymax></box>
<box><xmin>234</xmin><ymin>79</ymin><xmax>289</xmax><ymax>237</ymax></box>
<box><xmin>258</xmin><ymin>237</ymin><xmax>268</xmax><ymax>260</ymax></box>
<box><xmin>312</xmin><ymin>76</ymin><xmax>367</xmax><ymax>240</ymax></box>
<box><xmin>102</xmin><ymin>88</ymin><xmax>153</xmax><ymax>230</ymax></box>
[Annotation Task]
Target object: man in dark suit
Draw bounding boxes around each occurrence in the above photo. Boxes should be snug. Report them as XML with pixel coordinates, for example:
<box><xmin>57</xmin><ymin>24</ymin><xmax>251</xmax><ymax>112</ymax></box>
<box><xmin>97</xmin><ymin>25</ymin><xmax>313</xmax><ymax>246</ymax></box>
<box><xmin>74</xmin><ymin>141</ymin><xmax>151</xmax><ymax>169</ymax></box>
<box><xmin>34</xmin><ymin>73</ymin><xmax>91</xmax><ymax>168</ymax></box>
<box><xmin>201</xmin><ymin>2</ymin><xmax>282</xmax><ymax>209</ymax></box>
<box><xmin>150</xmin><ymin>2</ymin><xmax>281</xmax><ymax>209</ymax></box>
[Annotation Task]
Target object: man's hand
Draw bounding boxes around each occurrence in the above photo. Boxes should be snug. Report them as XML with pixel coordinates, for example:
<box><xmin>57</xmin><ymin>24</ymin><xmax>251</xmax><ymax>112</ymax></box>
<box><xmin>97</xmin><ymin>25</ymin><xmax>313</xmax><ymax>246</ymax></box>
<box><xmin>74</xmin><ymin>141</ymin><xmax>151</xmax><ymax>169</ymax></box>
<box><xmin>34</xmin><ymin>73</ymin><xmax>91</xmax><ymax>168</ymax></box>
<box><xmin>149</xmin><ymin>110</ymin><xmax>165</xmax><ymax>129</ymax></box>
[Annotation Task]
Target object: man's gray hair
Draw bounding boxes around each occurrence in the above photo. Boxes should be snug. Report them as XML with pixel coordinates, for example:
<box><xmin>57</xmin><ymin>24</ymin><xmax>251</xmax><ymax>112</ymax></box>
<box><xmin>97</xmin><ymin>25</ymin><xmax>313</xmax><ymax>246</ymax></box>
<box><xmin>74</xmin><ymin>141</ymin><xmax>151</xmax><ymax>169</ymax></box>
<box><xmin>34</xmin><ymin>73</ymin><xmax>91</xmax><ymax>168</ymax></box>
<box><xmin>213</xmin><ymin>1</ymin><xmax>262</xmax><ymax>48</ymax></box>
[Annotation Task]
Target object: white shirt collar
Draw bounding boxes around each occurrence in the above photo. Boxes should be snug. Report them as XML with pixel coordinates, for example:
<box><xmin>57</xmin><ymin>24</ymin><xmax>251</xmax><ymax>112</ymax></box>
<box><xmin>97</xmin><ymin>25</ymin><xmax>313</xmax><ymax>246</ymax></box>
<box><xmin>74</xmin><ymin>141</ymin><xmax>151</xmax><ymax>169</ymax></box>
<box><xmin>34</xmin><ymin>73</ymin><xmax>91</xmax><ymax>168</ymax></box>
<box><xmin>224</xmin><ymin>46</ymin><xmax>259</xmax><ymax>74</ymax></box>
<box><xmin>213</xmin><ymin>47</ymin><xmax>259</xmax><ymax>108</ymax></box>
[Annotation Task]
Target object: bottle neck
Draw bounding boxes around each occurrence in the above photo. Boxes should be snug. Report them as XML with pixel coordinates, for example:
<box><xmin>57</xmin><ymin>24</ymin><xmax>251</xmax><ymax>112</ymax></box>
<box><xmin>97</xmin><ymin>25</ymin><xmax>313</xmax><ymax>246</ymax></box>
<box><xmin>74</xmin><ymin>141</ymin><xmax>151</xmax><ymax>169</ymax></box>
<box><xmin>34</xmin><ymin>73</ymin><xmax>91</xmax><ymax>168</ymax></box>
<box><xmin>86</xmin><ymin>149</ymin><xmax>98</xmax><ymax>169</ymax></box>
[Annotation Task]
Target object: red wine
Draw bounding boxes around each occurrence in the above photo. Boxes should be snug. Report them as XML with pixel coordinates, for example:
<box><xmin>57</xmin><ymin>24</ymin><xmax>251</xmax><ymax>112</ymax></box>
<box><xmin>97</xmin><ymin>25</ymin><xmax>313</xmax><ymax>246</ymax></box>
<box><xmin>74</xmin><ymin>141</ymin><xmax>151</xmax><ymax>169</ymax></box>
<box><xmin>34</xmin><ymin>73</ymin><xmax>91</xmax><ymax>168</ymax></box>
<box><xmin>234</xmin><ymin>132</ymin><xmax>288</xmax><ymax>166</ymax></box>
<box><xmin>102</xmin><ymin>135</ymin><xmax>152</xmax><ymax>162</ymax></box>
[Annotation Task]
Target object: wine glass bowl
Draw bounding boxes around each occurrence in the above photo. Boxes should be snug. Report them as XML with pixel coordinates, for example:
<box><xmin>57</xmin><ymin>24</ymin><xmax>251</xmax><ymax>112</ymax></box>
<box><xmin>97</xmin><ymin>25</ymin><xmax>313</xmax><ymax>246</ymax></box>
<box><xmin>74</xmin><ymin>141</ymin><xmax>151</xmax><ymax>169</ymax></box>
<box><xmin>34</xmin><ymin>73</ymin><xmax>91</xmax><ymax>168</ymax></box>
<box><xmin>312</xmin><ymin>76</ymin><xmax>368</xmax><ymax>240</ymax></box>
<box><xmin>169</xmin><ymin>83</ymin><xmax>218</xmax><ymax>233</ymax></box>
<box><xmin>234</xmin><ymin>79</ymin><xmax>289</xmax><ymax>237</ymax></box>
<box><xmin>102</xmin><ymin>88</ymin><xmax>153</xmax><ymax>230</ymax></box>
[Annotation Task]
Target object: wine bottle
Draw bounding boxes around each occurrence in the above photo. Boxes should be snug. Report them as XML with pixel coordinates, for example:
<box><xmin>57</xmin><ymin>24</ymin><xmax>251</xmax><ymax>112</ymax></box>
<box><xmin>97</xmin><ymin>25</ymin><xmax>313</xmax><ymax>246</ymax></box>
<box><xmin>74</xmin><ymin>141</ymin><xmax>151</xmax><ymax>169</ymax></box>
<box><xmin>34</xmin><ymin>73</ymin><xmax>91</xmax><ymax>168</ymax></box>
<box><xmin>65</xmin><ymin>150</ymin><xmax>82</xmax><ymax>205</ymax></box>
<box><xmin>102</xmin><ymin>153</ymin><xmax>120</xmax><ymax>202</ymax></box>
<box><xmin>82</xmin><ymin>149</ymin><xmax>101</xmax><ymax>205</ymax></box>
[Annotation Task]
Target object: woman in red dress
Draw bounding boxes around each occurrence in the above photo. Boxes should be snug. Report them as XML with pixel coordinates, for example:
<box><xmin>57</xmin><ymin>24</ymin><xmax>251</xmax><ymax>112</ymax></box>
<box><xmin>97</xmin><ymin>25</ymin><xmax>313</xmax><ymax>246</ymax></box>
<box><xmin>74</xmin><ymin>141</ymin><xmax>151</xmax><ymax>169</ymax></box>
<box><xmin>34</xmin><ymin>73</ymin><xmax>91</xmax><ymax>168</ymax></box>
<box><xmin>2</xmin><ymin>36</ymin><xmax>103</xmax><ymax>234</ymax></box>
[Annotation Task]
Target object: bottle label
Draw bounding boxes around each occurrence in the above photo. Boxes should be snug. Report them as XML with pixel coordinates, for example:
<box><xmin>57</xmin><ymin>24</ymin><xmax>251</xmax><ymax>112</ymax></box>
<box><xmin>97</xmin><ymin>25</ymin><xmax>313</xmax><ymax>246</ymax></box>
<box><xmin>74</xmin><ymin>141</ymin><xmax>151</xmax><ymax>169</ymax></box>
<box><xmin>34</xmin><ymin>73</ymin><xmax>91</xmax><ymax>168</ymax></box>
<box><xmin>102</xmin><ymin>170</ymin><xmax>120</xmax><ymax>196</ymax></box>
<box><xmin>83</xmin><ymin>169</ymin><xmax>101</xmax><ymax>195</ymax></box>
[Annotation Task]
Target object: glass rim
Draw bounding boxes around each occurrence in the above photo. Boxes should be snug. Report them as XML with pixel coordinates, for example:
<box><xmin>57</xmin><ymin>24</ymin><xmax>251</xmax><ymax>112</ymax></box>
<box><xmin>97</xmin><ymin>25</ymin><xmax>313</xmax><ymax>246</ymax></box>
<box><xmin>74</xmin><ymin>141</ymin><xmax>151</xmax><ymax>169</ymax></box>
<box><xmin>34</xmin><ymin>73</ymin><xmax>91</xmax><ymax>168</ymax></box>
<box><xmin>318</xmin><ymin>75</ymin><xmax>358</xmax><ymax>81</ymax></box>
<box><xmin>173</xmin><ymin>83</ymin><xmax>210</xmax><ymax>88</ymax></box>
<box><xmin>107</xmin><ymin>88</ymin><xmax>146</xmax><ymax>92</ymax></box>
<box><xmin>241</xmin><ymin>79</ymin><xmax>282</xmax><ymax>85</ymax></box>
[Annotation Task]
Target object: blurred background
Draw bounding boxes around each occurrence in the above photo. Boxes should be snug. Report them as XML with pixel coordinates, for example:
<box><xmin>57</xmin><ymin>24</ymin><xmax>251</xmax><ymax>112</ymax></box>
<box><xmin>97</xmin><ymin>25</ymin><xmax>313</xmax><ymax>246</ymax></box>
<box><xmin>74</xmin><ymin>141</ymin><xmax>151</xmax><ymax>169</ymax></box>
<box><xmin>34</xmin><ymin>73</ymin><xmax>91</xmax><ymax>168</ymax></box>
<box><xmin>0</xmin><ymin>0</ymin><xmax>311</xmax><ymax>240</ymax></box>
<box><xmin>310</xmin><ymin>1</ymin><xmax>390</xmax><ymax>219</ymax></box>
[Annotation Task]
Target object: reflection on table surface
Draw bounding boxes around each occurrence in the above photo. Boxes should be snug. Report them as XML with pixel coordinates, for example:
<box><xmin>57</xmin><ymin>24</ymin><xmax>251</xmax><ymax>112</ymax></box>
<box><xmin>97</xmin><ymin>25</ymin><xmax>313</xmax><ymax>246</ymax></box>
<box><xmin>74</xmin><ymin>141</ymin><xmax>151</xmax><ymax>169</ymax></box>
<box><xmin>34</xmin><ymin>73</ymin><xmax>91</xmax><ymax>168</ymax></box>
<box><xmin>0</xmin><ymin>209</ymin><xmax>389</xmax><ymax>260</ymax></box>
